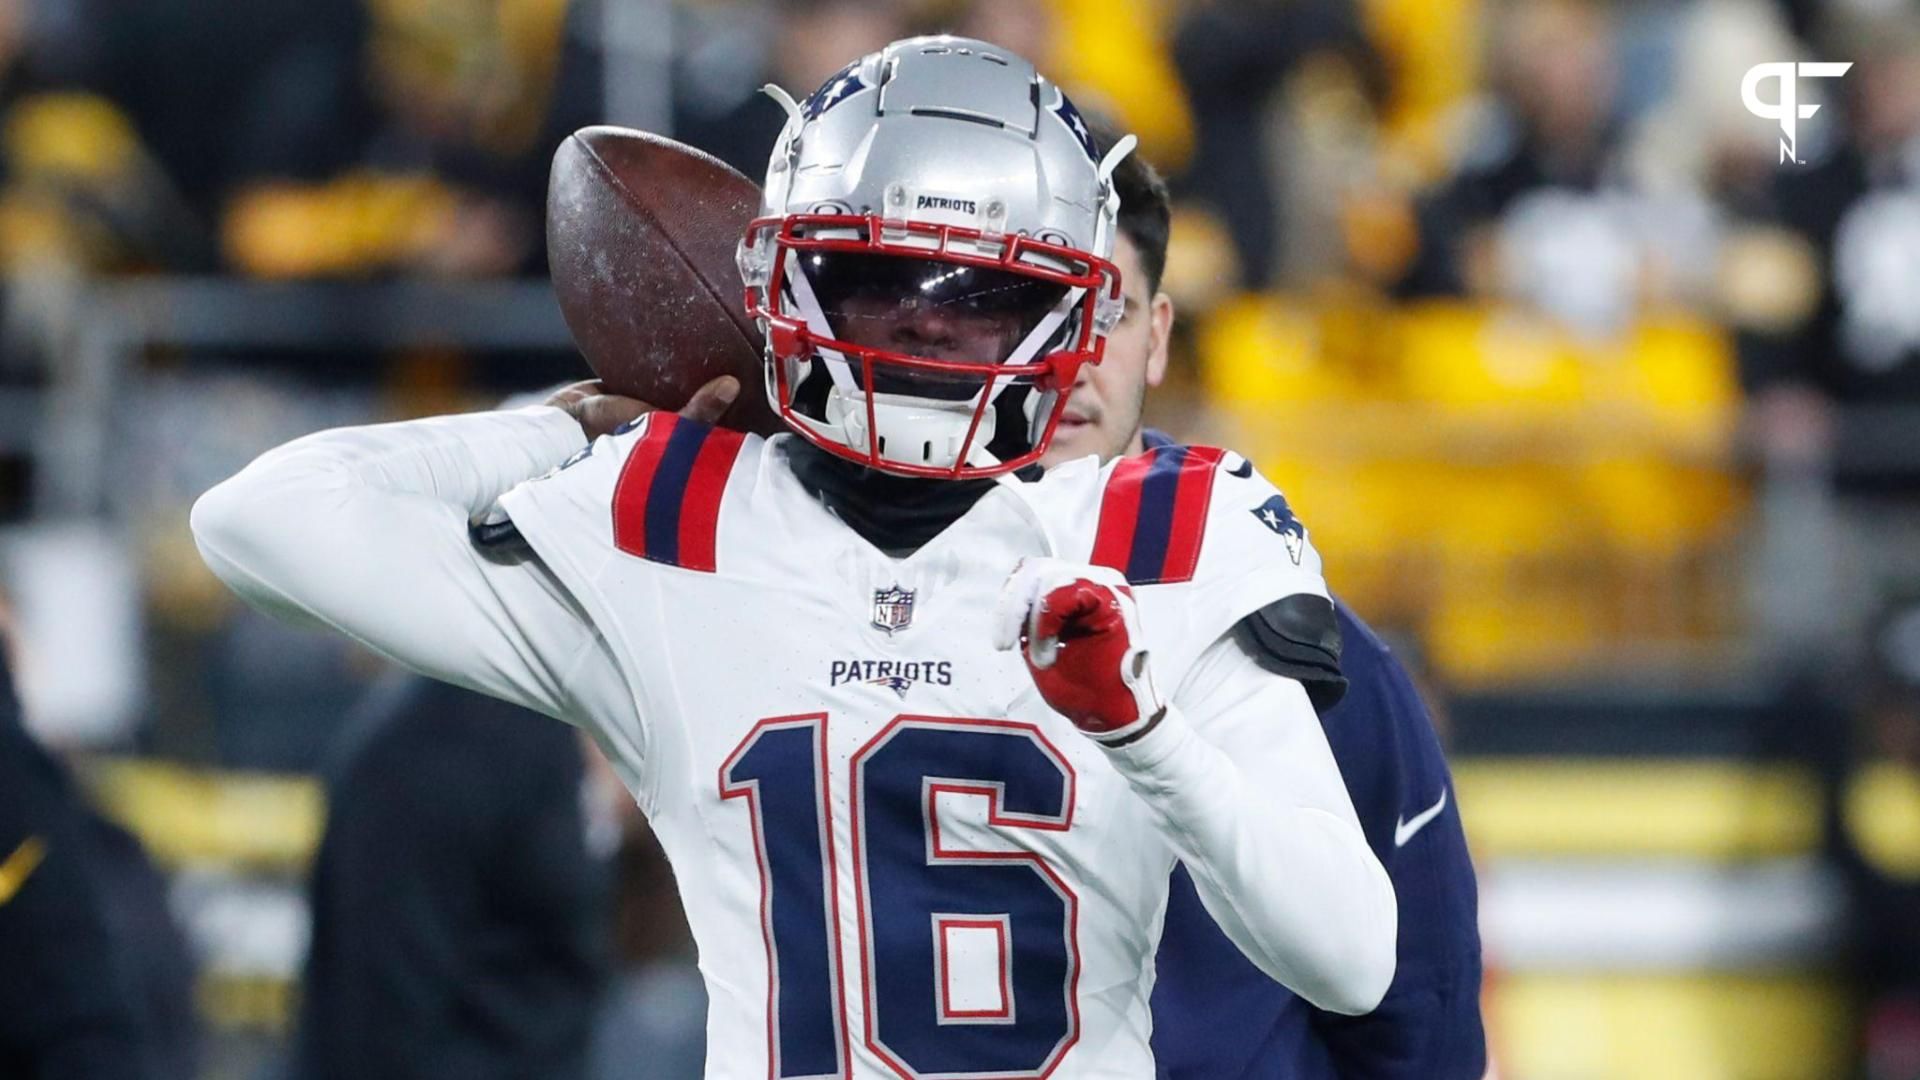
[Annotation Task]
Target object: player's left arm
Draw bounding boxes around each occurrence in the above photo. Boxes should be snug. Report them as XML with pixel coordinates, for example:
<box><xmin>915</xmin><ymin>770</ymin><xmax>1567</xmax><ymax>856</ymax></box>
<box><xmin>1303</xmin><ymin>611</ymin><xmax>1486</xmax><ymax>1075</ymax></box>
<box><xmin>995</xmin><ymin>561</ymin><xmax>1396</xmax><ymax>1016</ymax></box>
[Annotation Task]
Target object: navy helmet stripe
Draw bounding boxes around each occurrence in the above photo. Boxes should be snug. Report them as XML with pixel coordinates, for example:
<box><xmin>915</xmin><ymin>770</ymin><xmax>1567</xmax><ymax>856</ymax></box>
<box><xmin>804</xmin><ymin>61</ymin><xmax>866</xmax><ymax>120</ymax></box>
<box><xmin>1125</xmin><ymin>446</ymin><xmax>1188</xmax><ymax>582</ymax></box>
<box><xmin>644</xmin><ymin>420</ymin><xmax>712</xmax><ymax>564</ymax></box>
<box><xmin>1052</xmin><ymin>92</ymin><xmax>1099</xmax><ymax>162</ymax></box>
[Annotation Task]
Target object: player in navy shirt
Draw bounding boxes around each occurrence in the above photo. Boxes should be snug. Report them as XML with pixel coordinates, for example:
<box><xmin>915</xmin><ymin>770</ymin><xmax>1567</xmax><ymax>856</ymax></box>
<box><xmin>1044</xmin><ymin>139</ymin><xmax>1486</xmax><ymax>1078</ymax></box>
<box><xmin>1148</xmin><ymin>575</ymin><xmax>1485</xmax><ymax>1078</ymax></box>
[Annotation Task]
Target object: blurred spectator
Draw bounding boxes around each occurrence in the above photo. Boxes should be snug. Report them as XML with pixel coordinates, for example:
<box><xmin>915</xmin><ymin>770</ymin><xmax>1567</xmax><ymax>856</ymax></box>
<box><xmin>0</xmin><ymin>593</ymin><xmax>197</xmax><ymax>1080</ymax></box>
<box><xmin>1843</xmin><ymin>600</ymin><xmax>1920</xmax><ymax>1079</ymax></box>
<box><xmin>943</xmin><ymin>0</ymin><xmax>1052</xmax><ymax>68</ymax></box>
<box><xmin>1171</xmin><ymin>0</ymin><xmax>1376</xmax><ymax>289</ymax></box>
<box><xmin>672</xmin><ymin>0</ymin><xmax>910</xmax><ymax>177</ymax></box>
<box><xmin>221</xmin><ymin>0</ymin><xmax>607</xmax><ymax>278</ymax></box>
<box><xmin>1399</xmin><ymin>0</ymin><xmax>1618</xmax><ymax>297</ymax></box>
<box><xmin>80</xmin><ymin>0</ymin><xmax>361</xmax><ymax>223</ymax></box>
<box><xmin>1398</xmin><ymin>0</ymin><xmax>1707</xmax><ymax>337</ymax></box>
<box><xmin>0</xmin><ymin>0</ymin><xmax>207</xmax><ymax>273</ymax></box>
<box><xmin>1738</xmin><ymin>11</ymin><xmax>1920</xmax><ymax>485</ymax></box>
<box><xmin>296</xmin><ymin>673</ymin><xmax>616</xmax><ymax>1080</ymax></box>
<box><xmin>1624</xmin><ymin>0</ymin><xmax>1810</xmax><ymax>324</ymax></box>
<box><xmin>1627</xmin><ymin>0</ymin><xmax>1803</xmax><ymax>212</ymax></box>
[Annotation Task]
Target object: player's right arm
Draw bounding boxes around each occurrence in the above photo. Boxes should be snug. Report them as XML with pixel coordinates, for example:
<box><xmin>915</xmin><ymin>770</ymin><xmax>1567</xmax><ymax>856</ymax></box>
<box><xmin>190</xmin><ymin>405</ymin><xmax>601</xmax><ymax>719</ymax></box>
<box><xmin>191</xmin><ymin>377</ymin><xmax>737</xmax><ymax>722</ymax></box>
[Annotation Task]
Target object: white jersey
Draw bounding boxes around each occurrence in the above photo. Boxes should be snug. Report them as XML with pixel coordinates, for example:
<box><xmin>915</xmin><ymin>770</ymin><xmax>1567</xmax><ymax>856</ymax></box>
<box><xmin>191</xmin><ymin>406</ymin><xmax>1394</xmax><ymax>1079</ymax></box>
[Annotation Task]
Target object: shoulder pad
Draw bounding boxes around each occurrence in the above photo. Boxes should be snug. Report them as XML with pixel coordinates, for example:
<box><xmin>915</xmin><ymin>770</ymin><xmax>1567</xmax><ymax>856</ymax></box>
<box><xmin>1234</xmin><ymin>593</ymin><xmax>1348</xmax><ymax>712</ymax></box>
<box><xmin>610</xmin><ymin>413</ymin><xmax>749</xmax><ymax>573</ymax></box>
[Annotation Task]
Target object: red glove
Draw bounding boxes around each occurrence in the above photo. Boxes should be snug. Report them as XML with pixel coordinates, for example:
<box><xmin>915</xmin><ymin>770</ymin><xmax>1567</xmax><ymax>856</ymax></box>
<box><xmin>993</xmin><ymin>559</ymin><xmax>1166</xmax><ymax>744</ymax></box>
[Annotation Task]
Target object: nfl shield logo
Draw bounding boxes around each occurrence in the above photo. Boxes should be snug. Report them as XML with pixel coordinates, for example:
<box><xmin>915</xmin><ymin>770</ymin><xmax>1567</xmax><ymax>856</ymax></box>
<box><xmin>871</xmin><ymin>585</ymin><xmax>915</xmax><ymax>635</ymax></box>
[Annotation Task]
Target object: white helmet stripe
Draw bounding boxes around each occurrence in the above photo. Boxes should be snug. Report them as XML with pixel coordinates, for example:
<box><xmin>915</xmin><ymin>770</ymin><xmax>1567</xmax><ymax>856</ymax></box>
<box><xmin>967</xmin><ymin>285</ymin><xmax>1082</xmax><ymax>414</ymax></box>
<box><xmin>781</xmin><ymin>249</ymin><xmax>857</xmax><ymax>392</ymax></box>
<box><xmin>1007</xmin><ymin>286</ymin><xmax>1081</xmax><ymax>366</ymax></box>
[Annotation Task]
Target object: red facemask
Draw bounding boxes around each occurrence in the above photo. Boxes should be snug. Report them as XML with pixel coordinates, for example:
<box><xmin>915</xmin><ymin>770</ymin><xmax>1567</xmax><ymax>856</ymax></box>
<box><xmin>741</xmin><ymin>213</ymin><xmax>1122</xmax><ymax>479</ymax></box>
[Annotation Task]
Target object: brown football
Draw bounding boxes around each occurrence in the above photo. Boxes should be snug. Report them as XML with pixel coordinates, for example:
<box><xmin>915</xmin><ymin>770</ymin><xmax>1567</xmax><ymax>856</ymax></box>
<box><xmin>546</xmin><ymin>126</ymin><xmax>779</xmax><ymax>436</ymax></box>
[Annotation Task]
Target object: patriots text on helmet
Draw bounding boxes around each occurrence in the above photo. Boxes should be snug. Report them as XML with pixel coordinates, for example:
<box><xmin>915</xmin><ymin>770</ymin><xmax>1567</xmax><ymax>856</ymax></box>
<box><xmin>914</xmin><ymin>195</ymin><xmax>978</xmax><ymax>215</ymax></box>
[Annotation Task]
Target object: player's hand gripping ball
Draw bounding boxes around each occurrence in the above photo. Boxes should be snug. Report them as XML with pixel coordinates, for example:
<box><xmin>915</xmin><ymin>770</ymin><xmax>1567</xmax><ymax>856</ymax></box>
<box><xmin>993</xmin><ymin>558</ymin><xmax>1167</xmax><ymax>745</ymax></box>
<box><xmin>544</xmin><ymin>374</ymin><xmax>741</xmax><ymax>438</ymax></box>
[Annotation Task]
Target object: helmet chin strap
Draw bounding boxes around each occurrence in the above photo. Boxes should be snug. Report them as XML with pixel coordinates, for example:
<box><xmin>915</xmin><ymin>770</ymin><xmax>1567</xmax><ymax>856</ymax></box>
<box><xmin>824</xmin><ymin>387</ymin><xmax>998</xmax><ymax>471</ymax></box>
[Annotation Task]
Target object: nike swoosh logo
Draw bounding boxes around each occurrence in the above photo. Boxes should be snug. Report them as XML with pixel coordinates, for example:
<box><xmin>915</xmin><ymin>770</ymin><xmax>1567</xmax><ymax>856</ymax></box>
<box><xmin>0</xmin><ymin>836</ymin><xmax>47</xmax><ymax>905</ymax></box>
<box><xmin>1393</xmin><ymin>789</ymin><xmax>1449</xmax><ymax>848</ymax></box>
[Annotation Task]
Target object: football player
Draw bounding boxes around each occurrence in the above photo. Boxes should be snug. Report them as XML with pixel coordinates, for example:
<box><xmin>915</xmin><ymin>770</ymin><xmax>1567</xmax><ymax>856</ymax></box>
<box><xmin>1046</xmin><ymin>146</ymin><xmax>1488</xmax><ymax>1078</ymax></box>
<box><xmin>192</xmin><ymin>37</ymin><xmax>1394</xmax><ymax>1077</ymax></box>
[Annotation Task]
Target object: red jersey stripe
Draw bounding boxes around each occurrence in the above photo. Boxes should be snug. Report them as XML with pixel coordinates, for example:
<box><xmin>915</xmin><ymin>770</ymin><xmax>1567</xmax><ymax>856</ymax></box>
<box><xmin>1162</xmin><ymin>446</ymin><xmax>1225</xmax><ymax>583</ymax></box>
<box><xmin>677</xmin><ymin>426</ymin><xmax>748</xmax><ymax>573</ymax></box>
<box><xmin>1089</xmin><ymin>453</ymin><xmax>1151</xmax><ymax>574</ymax></box>
<box><xmin>611</xmin><ymin>413</ymin><xmax>678</xmax><ymax>560</ymax></box>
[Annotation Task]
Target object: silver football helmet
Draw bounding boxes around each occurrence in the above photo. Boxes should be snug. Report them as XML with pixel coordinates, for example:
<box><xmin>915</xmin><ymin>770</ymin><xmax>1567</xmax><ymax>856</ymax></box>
<box><xmin>737</xmin><ymin>35</ymin><xmax>1132</xmax><ymax>479</ymax></box>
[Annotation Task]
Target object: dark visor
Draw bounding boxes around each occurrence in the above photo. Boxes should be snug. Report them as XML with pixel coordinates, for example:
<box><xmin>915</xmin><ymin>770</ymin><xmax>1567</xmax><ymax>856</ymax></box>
<box><xmin>798</xmin><ymin>250</ymin><xmax>1071</xmax><ymax>358</ymax></box>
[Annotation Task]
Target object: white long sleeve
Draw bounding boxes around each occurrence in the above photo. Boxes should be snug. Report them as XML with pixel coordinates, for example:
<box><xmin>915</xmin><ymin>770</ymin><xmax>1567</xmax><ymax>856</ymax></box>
<box><xmin>189</xmin><ymin>406</ymin><xmax>614</xmax><ymax>723</ymax></box>
<box><xmin>1104</xmin><ymin>636</ymin><xmax>1397</xmax><ymax>1015</ymax></box>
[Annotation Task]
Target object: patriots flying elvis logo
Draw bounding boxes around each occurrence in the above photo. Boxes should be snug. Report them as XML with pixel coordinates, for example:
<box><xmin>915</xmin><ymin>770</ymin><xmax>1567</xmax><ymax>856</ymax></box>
<box><xmin>1051</xmin><ymin>91</ymin><xmax>1098</xmax><ymax>162</ymax></box>
<box><xmin>804</xmin><ymin>62</ymin><xmax>866</xmax><ymax>119</ymax></box>
<box><xmin>1251</xmin><ymin>494</ymin><xmax>1307</xmax><ymax>565</ymax></box>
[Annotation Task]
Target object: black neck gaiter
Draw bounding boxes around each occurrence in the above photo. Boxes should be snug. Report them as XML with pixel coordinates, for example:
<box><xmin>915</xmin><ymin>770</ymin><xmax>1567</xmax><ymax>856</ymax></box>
<box><xmin>787</xmin><ymin>439</ymin><xmax>1039</xmax><ymax>557</ymax></box>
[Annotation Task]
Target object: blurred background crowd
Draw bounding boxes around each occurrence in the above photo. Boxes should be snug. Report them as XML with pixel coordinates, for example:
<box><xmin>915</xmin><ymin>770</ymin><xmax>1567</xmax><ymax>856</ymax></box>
<box><xmin>0</xmin><ymin>0</ymin><xmax>1917</xmax><ymax>1077</ymax></box>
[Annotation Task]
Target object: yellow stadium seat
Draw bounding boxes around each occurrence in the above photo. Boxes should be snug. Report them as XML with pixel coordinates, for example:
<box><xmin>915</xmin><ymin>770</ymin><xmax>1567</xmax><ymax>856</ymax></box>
<box><xmin>1199</xmin><ymin>293</ymin><xmax>1357</xmax><ymax>407</ymax></box>
<box><xmin>1427</xmin><ymin>463</ymin><xmax>1592</xmax><ymax>559</ymax></box>
<box><xmin>1619</xmin><ymin>314</ymin><xmax>1743</xmax><ymax>443</ymax></box>
<box><xmin>1492</xmin><ymin>972</ymin><xmax>1850</xmax><ymax>1080</ymax></box>
<box><xmin>1423</xmin><ymin>561</ymin><xmax>1609</xmax><ymax>682</ymax></box>
<box><xmin>1200</xmin><ymin>292</ymin><xmax>1750</xmax><ymax>681</ymax></box>
<box><xmin>223</xmin><ymin>172</ymin><xmax>459</xmax><ymax>278</ymax></box>
<box><xmin>1455</xmin><ymin>759</ymin><xmax>1823</xmax><ymax>860</ymax></box>
<box><xmin>3</xmin><ymin>93</ymin><xmax>143</xmax><ymax>181</ymax></box>
<box><xmin>1393</xmin><ymin>303</ymin><xmax>1587</xmax><ymax>410</ymax></box>
<box><xmin>1251</xmin><ymin>453</ymin><xmax>1409</xmax><ymax>561</ymax></box>
<box><xmin>84</xmin><ymin>758</ymin><xmax>322</xmax><ymax>871</ymax></box>
<box><xmin>1570</xmin><ymin>314</ymin><xmax>1745</xmax><ymax>556</ymax></box>
<box><xmin>1580</xmin><ymin>459</ymin><xmax>1745</xmax><ymax>557</ymax></box>
<box><xmin>1847</xmin><ymin>762</ymin><xmax>1920</xmax><ymax>882</ymax></box>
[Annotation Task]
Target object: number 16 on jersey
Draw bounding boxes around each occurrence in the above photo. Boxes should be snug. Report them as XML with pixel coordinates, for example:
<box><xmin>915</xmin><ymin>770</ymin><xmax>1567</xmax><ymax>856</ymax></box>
<box><xmin>721</xmin><ymin>712</ymin><xmax>1081</xmax><ymax>1078</ymax></box>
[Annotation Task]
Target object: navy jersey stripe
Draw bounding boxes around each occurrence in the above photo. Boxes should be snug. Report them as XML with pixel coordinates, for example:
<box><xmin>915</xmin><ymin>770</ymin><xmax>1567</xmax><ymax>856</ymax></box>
<box><xmin>1125</xmin><ymin>446</ymin><xmax>1187</xmax><ymax>582</ymax></box>
<box><xmin>644</xmin><ymin>420</ymin><xmax>711</xmax><ymax>564</ymax></box>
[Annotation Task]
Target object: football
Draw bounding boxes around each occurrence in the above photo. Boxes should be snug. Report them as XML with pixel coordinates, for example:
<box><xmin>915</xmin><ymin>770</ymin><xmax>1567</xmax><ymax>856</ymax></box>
<box><xmin>546</xmin><ymin>126</ymin><xmax>781</xmax><ymax>436</ymax></box>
